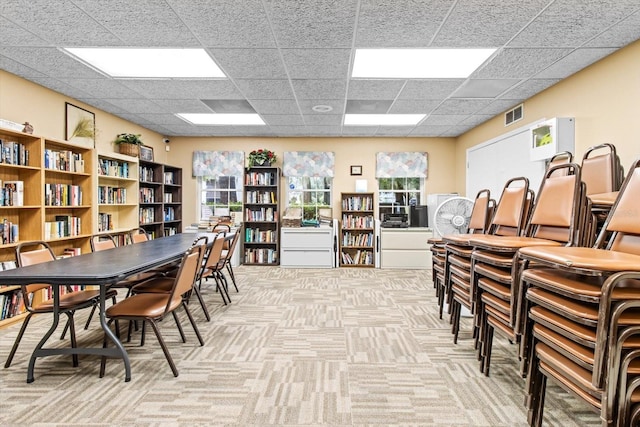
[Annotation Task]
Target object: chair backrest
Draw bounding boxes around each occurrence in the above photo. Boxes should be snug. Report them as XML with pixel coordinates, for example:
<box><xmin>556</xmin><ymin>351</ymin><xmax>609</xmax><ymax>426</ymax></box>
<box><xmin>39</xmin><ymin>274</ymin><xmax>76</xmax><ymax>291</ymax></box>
<box><xmin>165</xmin><ymin>244</ymin><xmax>205</xmax><ymax>312</ymax></box>
<box><xmin>598</xmin><ymin>159</ymin><xmax>640</xmax><ymax>254</ymax></box>
<box><xmin>487</xmin><ymin>177</ymin><xmax>532</xmax><ymax>237</ymax></box>
<box><xmin>15</xmin><ymin>241</ymin><xmax>57</xmax><ymax>304</ymax></box>
<box><xmin>467</xmin><ymin>189</ymin><xmax>495</xmax><ymax>234</ymax></box>
<box><xmin>90</xmin><ymin>234</ymin><xmax>117</xmax><ymax>252</ymax></box>
<box><xmin>525</xmin><ymin>163</ymin><xmax>586</xmax><ymax>245</ymax></box>
<box><xmin>129</xmin><ymin>228</ymin><xmax>150</xmax><ymax>244</ymax></box>
<box><xmin>223</xmin><ymin>230</ymin><xmax>240</xmax><ymax>257</ymax></box>
<box><xmin>203</xmin><ymin>234</ymin><xmax>226</xmax><ymax>273</ymax></box>
<box><xmin>581</xmin><ymin>143</ymin><xmax>623</xmax><ymax>196</ymax></box>
<box><xmin>546</xmin><ymin>151</ymin><xmax>573</xmax><ymax>177</ymax></box>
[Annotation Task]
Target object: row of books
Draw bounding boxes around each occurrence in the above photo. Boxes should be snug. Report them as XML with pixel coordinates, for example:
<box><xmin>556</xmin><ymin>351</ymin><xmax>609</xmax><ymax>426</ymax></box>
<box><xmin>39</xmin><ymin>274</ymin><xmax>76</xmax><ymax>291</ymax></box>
<box><xmin>0</xmin><ymin>219</ymin><xmax>19</xmax><ymax>244</ymax></box>
<box><xmin>163</xmin><ymin>192</ymin><xmax>173</xmax><ymax>203</ymax></box>
<box><xmin>140</xmin><ymin>187</ymin><xmax>155</xmax><ymax>203</ymax></box>
<box><xmin>342</xmin><ymin>196</ymin><xmax>373</xmax><ymax>211</ymax></box>
<box><xmin>164</xmin><ymin>171</ymin><xmax>176</xmax><ymax>185</ymax></box>
<box><xmin>246</xmin><ymin>190</ymin><xmax>277</xmax><ymax>204</ymax></box>
<box><xmin>98</xmin><ymin>159</ymin><xmax>130</xmax><ymax>178</ymax></box>
<box><xmin>98</xmin><ymin>212</ymin><xmax>113</xmax><ymax>232</ymax></box>
<box><xmin>98</xmin><ymin>186</ymin><xmax>127</xmax><ymax>204</ymax></box>
<box><xmin>44</xmin><ymin>215</ymin><xmax>81</xmax><ymax>239</ymax></box>
<box><xmin>140</xmin><ymin>207</ymin><xmax>156</xmax><ymax>224</ymax></box>
<box><xmin>244</xmin><ymin>248</ymin><xmax>278</xmax><ymax>264</ymax></box>
<box><xmin>342</xmin><ymin>214</ymin><xmax>374</xmax><ymax>229</ymax></box>
<box><xmin>164</xmin><ymin>207</ymin><xmax>175</xmax><ymax>221</ymax></box>
<box><xmin>245</xmin><ymin>171</ymin><xmax>276</xmax><ymax>186</ymax></box>
<box><xmin>45</xmin><ymin>183</ymin><xmax>82</xmax><ymax>206</ymax></box>
<box><xmin>341</xmin><ymin>249</ymin><xmax>374</xmax><ymax>265</ymax></box>
<box><xmin>0</xmin><ymin>139</ymin><xmax>29</xmax><ymax>166</ymax></box>
<box><xmin>0</xmin><ymin>180</ymin><xmax>24</xmax><ymax>206</ymax></box>
<box><xmin>139</xmin><ymin>166</ymin><xmax>156</xmax><ymax>182</ymax></box>
<box><xmin>0</xmin><ymin>291</ymin><xmax>25</xmax><ymax>320</ymax></box>
<box><xmin>245</xmin><ymin>227</ymin><xmax>277</xmax><ymax>243</ymax></box>
<box><xmin>44</xmin><ymin>149</ymin><xmax>84</xmax><ymax>173</ymax></box>
<box><xmin>341</xmin><ymin>231</ymin><xmax>373</xmax><ymax>247</ymax></box>
<box><xmin>164</xmin><ymin>227</ymin><xmax>178</xmax><ymax>236</ymax></box>
<box><xmin>245</xmin><ymin>207</ymin><xmax>278</xmax><ymax>222</ymax></box>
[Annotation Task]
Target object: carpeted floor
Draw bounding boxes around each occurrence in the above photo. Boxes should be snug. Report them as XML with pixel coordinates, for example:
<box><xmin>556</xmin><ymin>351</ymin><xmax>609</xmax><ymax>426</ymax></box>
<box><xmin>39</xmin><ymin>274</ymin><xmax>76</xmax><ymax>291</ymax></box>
<box><xmin>0</xmin><ymin>266</ymin><xmax>599</xmax><ymax>426</ymax></box>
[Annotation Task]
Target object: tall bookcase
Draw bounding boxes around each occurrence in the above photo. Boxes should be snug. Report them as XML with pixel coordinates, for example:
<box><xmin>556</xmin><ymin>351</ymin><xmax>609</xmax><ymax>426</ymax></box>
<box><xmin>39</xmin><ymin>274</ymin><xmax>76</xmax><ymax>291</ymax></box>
<box><xmin>243</xmin><ymin>166</ymin><xmax>280</xmax><ymax>265</ymax></box>
<box><xmin>138</xmin><ymin>160</ymin><xmax>182</xmax><ymax>238</ymax></box>
<box><xmin>0</xmin><ymin>128</ymin><xmax>94</xmax><ymax>327</ymax></box>
<box><xmin>339</xmin><ymin>192</ymin><xmax>375</xmax><ymax>267</ymax></box>
<box><xmin>96</xmin><ymin>151</ymin><xmax>139</xmax><ymax>239</ymax></box>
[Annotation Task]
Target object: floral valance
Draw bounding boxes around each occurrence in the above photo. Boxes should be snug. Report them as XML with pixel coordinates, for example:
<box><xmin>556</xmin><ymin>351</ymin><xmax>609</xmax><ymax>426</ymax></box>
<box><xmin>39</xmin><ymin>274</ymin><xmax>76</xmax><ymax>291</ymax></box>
<box><xmin>192</xmin><ymin>151</ymin><xmax>244</xmax><ymax>177</ymax></box>
<box><xmin>283</xmin><ymin>151</ymin><xmax>335</xmax><ymax>177</ymax></box>
<box><xmin>376</xmin><ymin>152</ymin><xmax>428</xmax><ymax>178</ymax></box>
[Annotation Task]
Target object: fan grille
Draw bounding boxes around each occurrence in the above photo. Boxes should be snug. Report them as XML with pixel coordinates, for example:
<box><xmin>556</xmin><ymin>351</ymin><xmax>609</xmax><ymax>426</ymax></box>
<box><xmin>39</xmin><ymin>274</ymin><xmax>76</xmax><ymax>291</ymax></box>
<box><xmin>433</xmin><ymin>197</ymin><xmax>474</xmax><ymax>237</ymax></box>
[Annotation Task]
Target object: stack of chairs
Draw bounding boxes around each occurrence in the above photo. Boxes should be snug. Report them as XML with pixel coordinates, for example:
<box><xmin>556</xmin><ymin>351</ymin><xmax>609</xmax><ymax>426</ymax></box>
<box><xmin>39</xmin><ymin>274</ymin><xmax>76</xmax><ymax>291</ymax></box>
<box><xmin>518</xmin><ymin>159</ymin><xmax>640</xmax><ymax>426</ymax></box>
<box><xmin>442</xmin><ymin>189</ymin><xmax>495</xmax><ymax>343</ymax></box>
<box><xmin>428</xmin><ymin>234</ymin><xmax>448</xmax><ymax>318</ymax></box>
<box><xmin>468</xmin><ymin>163</ymin><xmax>593</xmax><ymax>376</ymax></box>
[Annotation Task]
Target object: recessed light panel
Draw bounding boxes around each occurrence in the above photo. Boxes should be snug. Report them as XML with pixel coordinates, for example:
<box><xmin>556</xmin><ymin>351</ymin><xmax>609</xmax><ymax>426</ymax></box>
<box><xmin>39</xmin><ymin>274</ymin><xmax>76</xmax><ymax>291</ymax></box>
<box><xmin>352</xmin><ymin>49</ymin><xmax>496</xmax><ymax>79</ymax></box>
<box><xmin>177</xmin><ymin>113</ymin><xmax>265</xmax><ymax>125</ymax></box>
<box><xmin>344</xmin><ymin>114</ymin><xmax>425</xmax><ymax>126</ymax></box>
<box><xmin>63</xmin><ymin>48</ymin><xmax>226</xmax><ymax>78</ymax></box>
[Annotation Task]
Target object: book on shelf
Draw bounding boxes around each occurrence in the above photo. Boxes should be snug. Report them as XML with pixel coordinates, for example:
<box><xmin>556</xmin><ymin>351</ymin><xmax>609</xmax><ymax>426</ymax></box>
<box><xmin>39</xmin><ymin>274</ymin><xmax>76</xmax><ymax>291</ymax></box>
<box><xmin>0</xmin><ymin>219</ymin><xmax>19</xmax><ymax>244</ymax></box>
<box><xmin>1</xmin><ymin>180</ymin><xmax>24</xmax><ymax>206</ymax></box>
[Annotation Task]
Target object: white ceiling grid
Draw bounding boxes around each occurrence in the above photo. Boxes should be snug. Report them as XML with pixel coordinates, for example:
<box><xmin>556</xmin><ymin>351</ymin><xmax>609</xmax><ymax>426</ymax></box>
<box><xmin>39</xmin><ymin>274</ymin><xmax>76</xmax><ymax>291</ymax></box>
<box><xmin>0</xmin><ymin>0</ymin><xmax>639</xmax><ymax>137</ymax></box>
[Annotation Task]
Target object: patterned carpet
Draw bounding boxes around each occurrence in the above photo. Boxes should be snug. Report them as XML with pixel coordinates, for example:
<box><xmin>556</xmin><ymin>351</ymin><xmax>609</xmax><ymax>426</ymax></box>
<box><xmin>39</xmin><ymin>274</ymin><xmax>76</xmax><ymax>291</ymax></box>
<box><xmin>0</xmin><ymin>266</ymin><xmax>600</xmax><ymax>426</ymax></box>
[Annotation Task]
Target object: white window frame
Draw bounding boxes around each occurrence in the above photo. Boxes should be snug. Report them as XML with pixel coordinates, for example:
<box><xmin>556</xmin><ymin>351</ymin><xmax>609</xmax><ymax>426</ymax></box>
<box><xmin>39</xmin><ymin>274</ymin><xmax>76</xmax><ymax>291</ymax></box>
<box><xmin>286</xmin><ymin>176</ymin><xmax>332</xmax><ymax>220</ymax></box>
<box><xmin>377</xmin><ymin>177</ymin><xmax>425</xmax><ymax>220</ymax></box>
<box><xmin>197</xmin><ymin>175</ymin><xmax>243</xmax><ymax>221</ymax></box>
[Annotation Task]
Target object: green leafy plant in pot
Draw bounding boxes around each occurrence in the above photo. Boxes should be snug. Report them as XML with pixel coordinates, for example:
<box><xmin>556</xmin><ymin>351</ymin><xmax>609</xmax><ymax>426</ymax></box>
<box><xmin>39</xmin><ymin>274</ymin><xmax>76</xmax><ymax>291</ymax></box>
<box><xmin>248</xmin><ymin>149</ymin><xmax>277</xmax><ymax>167</ymax></box>
<box><xmin>114</xmin><ymin>133</ymin><xmax>143</xmax><ymax>157</ymax></box>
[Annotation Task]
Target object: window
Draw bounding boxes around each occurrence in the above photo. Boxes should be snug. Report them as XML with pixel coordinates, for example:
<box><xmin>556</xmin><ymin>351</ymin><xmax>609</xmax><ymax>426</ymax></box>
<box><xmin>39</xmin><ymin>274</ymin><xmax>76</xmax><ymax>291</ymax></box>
<box><xmin>198</xmin><ymin>176</ymin><xmax>243</xmax><ymax>220</ymax></box>
<box><xmin>378</xmin><ymin>177</ymin><xmax>423</xmax><ymax>220</ymax></box>
<box><xmin>287</xmin><ymin>177</ymin><xmax>332</xmax><ymax>220</ymax></box>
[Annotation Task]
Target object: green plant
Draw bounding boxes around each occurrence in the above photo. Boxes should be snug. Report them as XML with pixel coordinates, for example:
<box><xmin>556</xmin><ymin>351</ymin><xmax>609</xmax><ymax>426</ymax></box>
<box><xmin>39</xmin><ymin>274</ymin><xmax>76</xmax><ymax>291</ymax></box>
<box><xmin>114</xmin><ymin>133</ymin><xmax>143</xmax><ymax>145</ymax></box>
<box><xmin>248</xmin><ymin>149</ymin><xmax>276</xmax><ymax>166</ymax></box>
<box><xmin>70</xmin><ymin>118</ymin><xmax>95</xmax><ymax>139</ymax></box>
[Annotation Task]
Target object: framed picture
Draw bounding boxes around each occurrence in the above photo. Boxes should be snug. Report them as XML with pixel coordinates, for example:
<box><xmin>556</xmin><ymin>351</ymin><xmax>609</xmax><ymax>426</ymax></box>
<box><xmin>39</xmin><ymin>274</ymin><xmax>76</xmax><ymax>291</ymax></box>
<box><xmin>139</xmin><ymin>145</ymin><xmax>154</xmax><ymax>162</ymax></box>
<box><xmin>65</xmin><ymin>102</ymin><xmax>95</xmax><ymax>148</ymax></box>
<box><xmin>350</xmin><ymin>165</ymin><xmax>362</xmax><ymax>176</ymax></box>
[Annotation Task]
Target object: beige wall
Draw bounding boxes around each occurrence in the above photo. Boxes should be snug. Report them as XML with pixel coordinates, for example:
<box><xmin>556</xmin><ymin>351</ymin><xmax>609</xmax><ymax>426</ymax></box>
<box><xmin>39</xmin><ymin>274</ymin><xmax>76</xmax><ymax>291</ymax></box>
<box><xmin>168</xmin><ymin>136</ymin><xmax>455</xmax><ymax>225</ymax></box>
<box><xmin>3</xmin><ymin>38</ymin><xmax>639</xmax><ymax>225</ymax></box>
<box><xmin>455</xmin><ymin>39</ymin><xmax>640</xmax><ymax>195</ymax></box>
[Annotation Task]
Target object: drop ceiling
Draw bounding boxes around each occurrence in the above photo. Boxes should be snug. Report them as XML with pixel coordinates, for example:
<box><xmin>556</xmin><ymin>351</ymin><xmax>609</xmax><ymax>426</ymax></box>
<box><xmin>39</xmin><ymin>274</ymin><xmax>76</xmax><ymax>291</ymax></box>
<box><xmin>1</xmin><ymin>0</ymin><xmax>639</xmax><ymax>138</ymax></box>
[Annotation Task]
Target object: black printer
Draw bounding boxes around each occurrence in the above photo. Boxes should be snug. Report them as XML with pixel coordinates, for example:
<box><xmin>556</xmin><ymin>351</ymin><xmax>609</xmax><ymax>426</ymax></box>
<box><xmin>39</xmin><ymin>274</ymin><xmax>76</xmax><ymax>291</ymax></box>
<box><xmin>381</xmin><ymin>213</ymin><xmax>408</xmax><ymax>228</ymax></box>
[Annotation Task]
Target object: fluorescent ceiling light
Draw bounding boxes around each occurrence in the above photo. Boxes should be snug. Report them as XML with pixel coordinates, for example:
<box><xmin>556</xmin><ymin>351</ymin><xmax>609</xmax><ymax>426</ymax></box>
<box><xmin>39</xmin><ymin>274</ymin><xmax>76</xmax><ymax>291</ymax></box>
<box><xmin>344</xmin><ymin>114</ymin><xmax>425</xmax><ymax>126</ymax></box>
<box><xmin>177</xmin><ymin>113</ymin><xmax>265</xmax><ymax>125</ymax></box>
<box><xmin>63</xmin><ymin>48</ymin><xmax>225</xmax><ymax>78</ymax></box>
<box><xmin>352</xmin><ymin>48</ymin><xmax>496</xmax><ymax>78</ymax></box>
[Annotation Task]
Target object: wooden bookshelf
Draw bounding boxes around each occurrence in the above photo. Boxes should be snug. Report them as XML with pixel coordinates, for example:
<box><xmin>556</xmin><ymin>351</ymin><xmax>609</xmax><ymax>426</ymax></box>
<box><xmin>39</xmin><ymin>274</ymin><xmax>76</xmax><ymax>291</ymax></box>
<box><xmin>242</xmin><ymin>166</ymin><xmax>280</xmax><ymax>265</ymax></box>
<box><xmin>138</xmin><ymin>160</ymin><xmax>182</xmax><ymax>238</ymax></box>
<box><xmin>339</xmin><ymin>192</ymin><xmax>375</xmax><ymax>267</ymax></box>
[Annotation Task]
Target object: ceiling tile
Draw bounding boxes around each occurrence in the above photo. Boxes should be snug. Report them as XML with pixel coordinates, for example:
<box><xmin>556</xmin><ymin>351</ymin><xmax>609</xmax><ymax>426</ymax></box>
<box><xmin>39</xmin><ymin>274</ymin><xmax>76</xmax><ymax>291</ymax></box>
<box><xmin>211</xmin><ymin>49</ymin><xmax>288</xmax><ymax>79</ymax></box>
<box><xmin>459</xmin><ymin>115</ymin><xmax>495</xmax><ymax>128</ymax></box>
<box><xmin>585</xmin><ymin>10</ymin><xmax>640</xmax><ymax>47</ymax></box>
<box><xmin>27</xmin><ymin>76</ymin><xmax>93</xmax><ymax>99</ymax></box>
<box><xmin>120</xmin><ymin>79</ymin><xmax>244</xmax><ymax>100</ymax></box>
<box><xmin>234</xmin><ymin>79</ymin><xmax>295</xmax><ymax>99</ymax></box>
<box><xmin>269</xmin><ymin>126</ymin><xmax>311</xmax><ymax>136</ymax></box>
<box><xmin>347</xmin><ymin>80</ymin><xmax>406</xmax><ymax>100</ymax></box>
<box><xmin>388</xmin><ymin>99</ymin><xmax>441</xmax><ymax>114</ymax></box>
<box><xmin>498</xmin><ymin>79</ymin><xmax>561</xmax><ymax>100</ymax></box>
<box><xmin>298</xmin><ymin>99</ymin><xmax>344</xmax><ymax>115</ymax></box>
<box><xmin>302</xmin><ymin>125</ymin><xmax>344</xmax><ymax>136</ymax></box>
<box><xmin>346</xmin><ymin>100</ymin><xmax>393</xmax><ymax>114</ymax></box>
<box><xmin>102</xmin><ymin>98</ymin><xmax>167</xmax><ymax>114</ymax></box>
<box><xmin>475</xmin><ymin>100</ymin><xmax>522</xmax><ymax>116</ymax></box>
<box><xmin>451</xmin><ymin>79</ymin><xmax>521</xmax><ymax>98</ymax></box>
<box><xmin>342</xmin><ymin>126</ymin><xmax>380</xmax><ymax>136</ymax></box>
<box><xmin>291</xmin><ymin>79</ymin><xmax>347</xmax><ymax>99</ymax></box>
<box><xmin>168</xmin><ymin>0</ymin><xmax>276</xmax><ymax>48</ymax></box>
<box><xmin>409</xmin><ymin>125</ymin><xmax>453</xmax><ymax>137</ymax></box>
<box><xmin>303</xmin><ymin>115</ymin><xmax>343</xmax><ymax>126</ymax></box>
<box><xmin>430</xmin><ymin>99</ymin><xmax>493</xmax><ymax>115</ymax></box>
<box><xmin>356</xmin><ymin>0</ymin><xmax>452</xmax><ymax>47</ymax></box>
<box><xmin>262</xmin><ymin>115</ymin><xmax>305</xmax><ymax>126</ymax></box>
<box><xmin>473</xmin><ymin>48</ymin><xmax>573</xmax><ymax>79</ymax></box>
<box><xmin>134</xmin><ymin>113</ymin><xmax>188</xmax><ymax>126</ymax></box>
<box><xmin>0</xmin><ymin>16</ymin><xmax>48</xmax><ymax>45</ymax></box>
<box><xmin>0</xmin><ymin>55</ymin><xmax>47</xmax><ymax>79</ymax></box>
<box><xmin>397</xmin><ymin>80</ymin><xmax>464</xmax><ymax>100</ymax></box>
<box><xmin>281</xmin><ymin>49</ymin><xmax>351</xmax><ymax>79</ymax></box>
<box><xmin>433</xmin><ymin>0</ymin><xmax>548</xmax><ymax>46</ymax></box>
<box><xmin>375</xmin><ymin>126</ymin><xmax>414</xmax><ymax>136</ymax></box>
<box><xmin>250</xmin><ymin>99</ymin><xmax>301</xmax><ymax>115</ymax></box>
<box><xmin>152</xmin><ymin>99</ymin><xmax>213</xmax><ymax>114</ymax></box>
<box><xmin>201</xmin><ymin>99</ymin><xmax>256</xmax><ymax>113</ymax></box>
<box><xmin>57</xmin><ymin>78</ymin><xmax>142</xmax><ymax>98</ymax></box>
<box><xmin>422</xmin><ymin>114</ymin><xmax>471</xmax><ymax>126</ymax></box>
<box><xmin>0</xmin><ymin>47</ymin><xmax>105</xmax><ymax>78</ymax></box>
<box><xmin>535</xmin><ymin>48</ymin><xmax>617</xmax><ymax>79</ymax></box>
<box><xmin>263</xmin><ymin>0</ymin><xmax>357</xmax><ymax>48</ymax></box>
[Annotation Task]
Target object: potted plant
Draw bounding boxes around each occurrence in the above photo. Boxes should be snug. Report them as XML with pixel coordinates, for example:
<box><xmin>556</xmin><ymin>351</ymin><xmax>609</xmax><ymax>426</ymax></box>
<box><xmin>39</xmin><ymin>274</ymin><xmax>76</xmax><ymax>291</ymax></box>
<box><xmin>114</xmin><ymin>133</ymin><xmax>143</xmax><ymax>157</ymax></box>
<box><xmin>248</xmin><ymin>149</ymin><xmax>277</xmax><ymax>167</ymax></box>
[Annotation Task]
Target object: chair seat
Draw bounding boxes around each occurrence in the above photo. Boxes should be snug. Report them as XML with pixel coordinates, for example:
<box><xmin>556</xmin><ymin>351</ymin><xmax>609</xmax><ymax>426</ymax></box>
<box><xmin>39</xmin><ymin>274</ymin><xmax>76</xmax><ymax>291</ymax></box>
<box><xmin>131</xmin><ymin>277</ymin><xmax>174</xmax><ymax>294</ymax></box>
<box><xmin>469</xmin><ymin>235</ymin><xmax>563</xmax><ymax>251</ymax></box>
<box><xmin>443</xmin><ymin>233</ymin><xmax>479</xmax><ymax>246</ymax></box>
<box><xmin>106</xmin><ymin>293</ymin><xmax>179</xmax><ymax>319</ymax></box>
<box><xmin>519</xmin><ymin>246</ymin><xmax>640</xmax><ymax>271</ymax></box>
<box><xmin>33</xmin><ymin>288</ymin><xmax>113</xmax><ymax>311</ymax></box>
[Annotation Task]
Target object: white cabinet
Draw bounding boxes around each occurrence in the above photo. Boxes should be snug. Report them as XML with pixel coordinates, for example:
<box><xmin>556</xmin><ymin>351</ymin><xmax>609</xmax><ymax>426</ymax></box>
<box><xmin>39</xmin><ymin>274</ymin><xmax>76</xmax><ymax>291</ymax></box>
<box><xmin>380</xmin><ymin>228</ymin><xmax>432</xmax><ymax>269</ymax></box>
<box><xmin>280</xmin><ymin>226</ymin><xmax>335</xmax><ymax>268</ymax></box>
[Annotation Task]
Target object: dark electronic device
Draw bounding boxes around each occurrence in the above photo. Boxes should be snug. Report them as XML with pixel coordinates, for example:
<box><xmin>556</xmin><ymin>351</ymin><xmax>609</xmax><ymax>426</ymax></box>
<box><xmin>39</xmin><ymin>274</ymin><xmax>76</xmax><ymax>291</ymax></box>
<box><xmin>410</xmin><ymin>205</ymin><xmax>428</xmax><ymax>227</ymax></box>
<box><xmin>381</xmin><ymin>213</ymin><xmax>408</xmax><ymax>228</ymax></box>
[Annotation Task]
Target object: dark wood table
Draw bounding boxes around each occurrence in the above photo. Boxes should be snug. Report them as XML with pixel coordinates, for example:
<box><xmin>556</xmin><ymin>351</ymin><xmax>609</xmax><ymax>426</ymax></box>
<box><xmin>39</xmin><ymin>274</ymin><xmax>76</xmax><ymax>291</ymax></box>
<box><xmin>0</xmin><ymin>232</ymin><xmax>220</xmax><ymax>383</ymax></box>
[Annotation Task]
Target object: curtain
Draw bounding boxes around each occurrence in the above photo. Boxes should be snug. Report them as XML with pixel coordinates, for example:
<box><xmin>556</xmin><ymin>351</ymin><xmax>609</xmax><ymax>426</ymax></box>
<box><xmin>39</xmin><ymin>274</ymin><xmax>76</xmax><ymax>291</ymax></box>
<box><xmin>283</xmin><ymin>151</ymin><xmax>335</xmax><ymax>177</ymax></box>
<box><xmin>376</xmin><ymin>152</ymin><xmax>428</xmax><ymax>178</ymax></box>
<box><xmin>192</xmin><ymin>151</ymin><xmax>244</xmax><ymax>177</ymax></box>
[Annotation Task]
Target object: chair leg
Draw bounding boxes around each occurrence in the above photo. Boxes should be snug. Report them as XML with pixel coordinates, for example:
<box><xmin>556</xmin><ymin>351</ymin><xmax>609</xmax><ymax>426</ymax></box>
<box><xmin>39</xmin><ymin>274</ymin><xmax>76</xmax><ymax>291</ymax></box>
<box><xmin>191</xmin><ymin>286</ymin><xmax>210</xmax><ymax>321</ymax></box>
<box><xmin>147</xmin><ymin>320</ymin><xmax>179</xmax><ymax>377</ymax></box>
<box><xmin>4</xmin><ymin>313</ymin><xmax>34</xmax><ymax>368</ymax></box>
<box><xmin>84</xmin><ymin>304</ymin><xmax>98</xmax><ymax>330</ymax></box>
<box><xmin>182</xmin><ymin>302</ymin><xmax>204</xmax><ymax>346</ymax></box>
<box><xmin>99</xmin><ymin>319</ymin><xmax>114</xmax><ymax>378</ymax></box>
<box><xmin>66</xmin><ymin>312</ymin><xmax>79</xmax><ymax>367</ymax></box>
<box><xmin>216</xmin><ymin>271</ymin><xmax>231</xmax><ymax>304</ymax></box>
<box><xmin>483</xmin><ymin>324</ymin><xmax>494</xmax><ymax>376</ymax></box>
<box><xmin>172</xmin><ymin>311</ymin><xmax>187</xmax><ymax>343</ymax></box>
<box><xmin>225</xmin><ymin>262</ymin><xmax>238</xmax><ymax>292</ymax></box>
